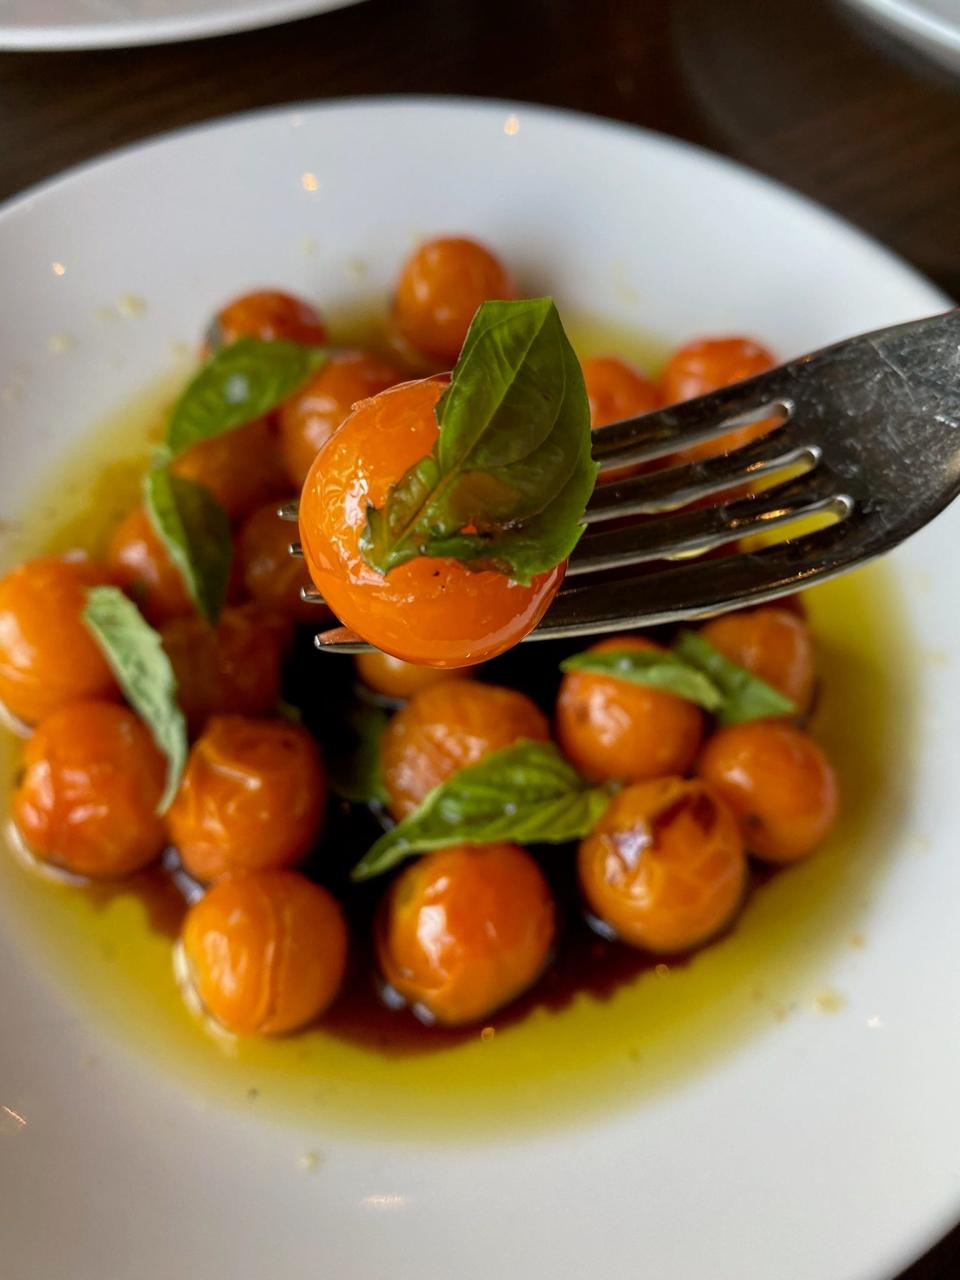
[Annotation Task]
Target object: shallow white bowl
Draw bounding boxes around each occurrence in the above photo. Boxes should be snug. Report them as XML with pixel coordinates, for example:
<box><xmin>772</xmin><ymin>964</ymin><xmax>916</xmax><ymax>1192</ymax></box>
<box><xmin>0</xmin><ymin>99</ymin><xmax>957</xmax><ymax>1280</ymax></box>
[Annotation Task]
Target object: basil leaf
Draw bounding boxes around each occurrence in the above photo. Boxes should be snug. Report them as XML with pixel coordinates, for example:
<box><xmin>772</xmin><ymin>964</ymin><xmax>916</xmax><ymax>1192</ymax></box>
<box><xmin>560</xmin><ymin>648</ymin><xmax>723</xmax><ymax>711</ymax></box>
<box><xmin>327</xmin><ymin>703</ymin><xmax>390</xmax><ymax>806</ymax></box>
<box><xmin>351</xmin><ymin>739</ymin><xmax>609</xmax><ymax>881</ymax></box>
<box><xmin>361</xmin><ymin>298</ymin><xmax>596</xmax><ymax>586</ymax></box>
<box><xmin>166</xmin><ymin>337</ymin><xmax>328</xmax><ymax>456</ymax></box>
<box><xmin>674</xmin><ymin>630</ymin><xmax>797</xmax><ymax>724</ymax></box>
<box><xmin>82</xmin><ymin>586</ymin><xmax>187</xmax><ymax>813</ymax></box>
<box><xmin>144</xmin><ymin>468</ymin><xmax>232</xmax><ymax>624</ymax></box>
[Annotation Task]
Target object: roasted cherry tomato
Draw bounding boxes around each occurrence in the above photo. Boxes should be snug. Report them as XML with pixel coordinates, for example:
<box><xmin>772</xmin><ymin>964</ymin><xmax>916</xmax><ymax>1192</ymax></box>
<box><xmin>697</xmin><ymin>721</ymin><xmax>838</xmax><ymax>863</ymax></box>
<box><xmin>170</xmin><ymin>418</ymin><xmax>291</xmax><ymax>524</ymax></box>
<box><xmin>377</xmin><ymin>842</ymin><xmax>555</xmax><ymax>1026</ymax></box>
<box><xmin>700</xmin><ymin>607</ymin><xmax>815</xmax><ymax>714</ymax></box>
<box><xmin>181</xmin><ymin>870</ymin><xmax>347</xmax><ymax>1034</ymax></box>
<box><xmin>168</xmin><ymin>715</ymin><xmax>326</xmax><ymax>882</ymax></box>
<box><xmin>392</xmin><ymin>237</ymin><xmax>516</xmax><ymax>363</ymax></box>
<box><xmin>354</xmin><ymin>650</ymin><xmax>473</xmax><ymax>701</ymax></box>
<box><xmin>660</xmin><ymin>336</ymin><xmax>777</xmax><ymax>463</ymax></box>
<box><xmin>278</xmin><ymin>350</ymin><xmax>401</xmax><ymax>487</ymax></box>
<box><xmin>299</xmin><ymin>379</ymin><xmax>565</xmax><ymax>667</ymax></box>
<box><xmin>160</xmin><ymin>603</ymin><xmax>292</xmax><ymax>733</ymax></box>
<box><xmin>556</xmin><ymin>635</ymin><xmax>703</xmax><ymax>783</ymax></box>
<box><xmin>107</xmin><ymin>506</ymin><xmax>194</xmax><ymax>626</ymax></box>
<box><xmin>578</xmin><ymin>777</ymin><xmax>746</xmax><ymax>952</ymax></box>
<box><xmin>381</xmin><ymin>679</ymin><xmax>550</xmax><ymax>819</ymax></box>
<box><xmin>0</xmin><ymin>556</ymin><xmax>119</xmax><ymax>725</ymax></box>
<box><xmin>208</xmin><ymin>289</ymin><xmax>328</xmax><ymax>350</ymax></box>
<box><xmin>582</xmin><ymin>355</ymin><xmax>658</xmax><ymax>428</ymax></box>
<box><xmin>236</xmin><ymin>499</ymin><xmax>320</xmax><ymax>625</ymax></box>
<box><xmin>13</xmin><ymin>701</ymin><xmax>166</xmax><ymax>878</ymax></box>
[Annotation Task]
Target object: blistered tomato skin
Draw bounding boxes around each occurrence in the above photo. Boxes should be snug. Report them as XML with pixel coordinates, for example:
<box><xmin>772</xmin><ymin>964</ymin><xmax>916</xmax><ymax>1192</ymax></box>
<box><xmin>182</xmin><ymin>870</ymin><xmax>347</xmax><ymax>1035</ymax></box>
<box><xmin>107</xmin><ymin>506</ymin><xmax>194</xmax><ymax>626</ymax></box>
<box><xmin>381</xmin><ymin>679</ymin><xmax>550</xmax><ymax>819</ymax></box>
<box><xmin>556</xmin><ymin>635</ymin><xmax>703</xmax><ymax>784</ymax></box>
<box><xmin>578</xmin><ymin>778</ymin><xmax>747</xmax><ymax>953</ymax></box>
<box><xmin>299</xmin><ymin>379</ymin><xmax>565</xmax><ymax>667</ymax></box>
<box><xmin>13</xmin><ymin>701</ymin><xmax>167</xmax><ymax>879</ymax></box>
<box><xmin>660</xmin><ymin>337</ymin><xmax>777</xmax><ymax>463</ymax></box>
<box><xmin>170</xmin><ymin>417</ymin><xmax>291</xmax><ymax>525</ymax></box>
<box><xmin>354</xmin><ymin>651</ymin><xmax>473</xmax><ymax>701</ymax></box>
<box><xmin>377</xmin><ymin>843</ymin><xmax>555</xmax><ymax>1026</ymax></box>
<box><xmin>209</xmin><ymin>290</ymin><xmax>328</xmax><ymax>349</ymax></box>
<box><xmin>0</xmin><ymin>556</ymin><xmax>119</xmax><ymax>725</ymax></box>
<box><xmin>278</xmin><ymin>350</ymin><xmax>401</xmax><ymax>487</ymax></box>
<box><xmin>700</xmin><ymin>607</ymin><xmax>816</xmax><ymax>714</ymax></box>
<box><xmin>168</xmin><ymin>715</ymin><xmax>326</xmax><ymax>882</ymax></box>
<box><xmin>392</xmin><ymin>238</ymin><xmax>516</xmax><ymax>363</ymax></box>
<box><xmin>237</xmin><ymin>499</ymin><xmax>321</xmax><ymax>624</ymax></box>
<box><xmin>697</xmin><ymin>721</ymin><xmax>838</xmax><ymax>863</ymax></box>
<box><xmin>582</xmin><ymin>356</ymin><xmax>658</xmax><ymax>428</ymax></box>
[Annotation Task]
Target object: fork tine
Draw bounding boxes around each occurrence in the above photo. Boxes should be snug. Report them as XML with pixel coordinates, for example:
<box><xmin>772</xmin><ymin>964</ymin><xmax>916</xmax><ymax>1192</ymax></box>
<box><xmin>278</xmin><ymin>500</ymin><xmax>300</xmax><ymax>522</ymax></box>
<box><xmin>568</xmin><ymin>476</ymin><xmax>852</xmax><ymax>576</ymax></box>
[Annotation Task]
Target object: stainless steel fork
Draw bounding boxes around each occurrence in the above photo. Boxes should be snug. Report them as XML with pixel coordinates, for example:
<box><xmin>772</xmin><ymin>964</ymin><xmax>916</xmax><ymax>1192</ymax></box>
<box><xmin>286</xmin><ymin>309</ymin><xmax>960</xmax><ymax>649</ymax></box>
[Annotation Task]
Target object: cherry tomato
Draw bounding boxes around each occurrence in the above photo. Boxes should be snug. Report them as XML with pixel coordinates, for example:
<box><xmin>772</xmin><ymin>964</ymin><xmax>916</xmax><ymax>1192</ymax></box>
<box><xmin>160</xmin><ymin>603</ymin><xmax>292</xmax><ymax>733</ymax></box>
<box><xmin>13</xmin><ymin>701</ymin><xmax>166</xmax><ymax>878</ymax></box>
<box><xmin>299</xmin><ymin>379</ymin><xmax>565</xmax><ymax>667</ymax></box>
<box><xmin>582</xmin><ymin>355</ymin><xmax>658</xmax><ymax>428</ymax></box>
<box><xmin>170</xmin><ymin>418</ymin><xmax>291</xmax><ymax>524</ymax></box>
<box><xmin>700</xmin><ymin>607</ymin><xmax>815</xmax><ymax>714</ymax></box>
<box><xmin>278</xmin><ymin>350</ymin><xmax>402</xmax><ymax>487</ymax></box>
<box><xmin>354</xmin><ymin>651</ymin><xmax>473</xmax><ymax>701</ymax></box>
<box><xmin>168</xmin><ymin>715</ymin><xmax>326</xmax><ymax>882</ymax></box>
<box><xmin>381</xmin><ymin>679</ymin><xmax>550</xmax><ymax>819</ymax></box>
<box><xmin>181</xmin><ymin>870</ymin><xmax>347</xmax><ymax>1034</ymax></box>
<box><xmin>556</xmin><ymin>635</ymin><xmax>703</xmax><ymax>783</ymax></box>
<box><xmin>0</xmin><ymin>556</ymin><xmax>119</xmax><ymax>725</ymax></box>
<box><xmin>660</xmin><ymin>337</ymin><xmax>777</xmax><ymax>463</ymax></box>
<box><xmin>578</xmin><ymin>777</ymin><xmax>746</xmax><ymax>952</ymax></box>
<box><xmin>208</xmin><ymin>289</ymin><xmax>328</xmax><ymax>349</ymax></box>
<box><xmin>697</xmin><ymin>721</ymin><xmax>838</xmax><ymax>863</ymax></box>
<box><xmin>107</xmin><ymin>506</ymin><xmax>194</xmax><ymax>626</ymax></box>
<box><xmin>377</xmin><ymin>842</ymin><xmax>555</xmax><ymax>1026</ymax></box>
<box><xmin>392</xmin><ymin>237</ymin><xmax>516</xmax><ymax>362</ymax></box>
<box><xmin>236</xmin><ymin>499</ymin><xmax>320</xmax><ymax>625</ymax></box>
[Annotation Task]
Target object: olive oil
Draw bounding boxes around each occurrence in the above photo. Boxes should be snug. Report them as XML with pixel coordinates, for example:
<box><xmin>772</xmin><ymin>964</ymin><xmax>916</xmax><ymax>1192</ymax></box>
<box><xmin>0</xmin><ymin>317</ymin><xmax>915</xmax><ymax>1141</ymax></box>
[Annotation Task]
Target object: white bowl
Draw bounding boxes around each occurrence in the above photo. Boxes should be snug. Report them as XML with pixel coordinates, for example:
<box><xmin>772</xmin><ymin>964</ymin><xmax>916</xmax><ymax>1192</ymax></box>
<box><xmin>842</xmin><ymin>0</ymin><xmax>960</xmax><ymax>74</ymax></box>
<box><xmin>0</xmin><ymin>99</ymin><xmax>957</xmax><ymax>1280</ymax></box>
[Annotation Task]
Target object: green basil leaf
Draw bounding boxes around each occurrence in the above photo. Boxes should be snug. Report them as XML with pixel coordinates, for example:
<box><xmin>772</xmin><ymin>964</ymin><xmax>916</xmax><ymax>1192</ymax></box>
<box><xmin>166</xmin><ymin>337</ymin><xmax>328</xmax><ymax>456</ymax></box>
<box><xmin>82</xmin><ymin>586</ymin><xmax>187</xmax><ymax>813</ymax></box>
<box><xmin>361</xmin><ymin>298</ymin><xmax>597</xmax><ymax>586</ymax></box>
<box><xmin>144</xmin><ymin>468</ymin><xmax>232</xmax><ymax>624</ymax></box>
<box><xmin>351</xmin><ymin>739</ymin><xmax>609</xmax><ymax>881</ymax></box>
<box><xmin>560</xmin><ymin>648</ymin><xmax>723</xmax><ymax>711</ymax></box>
<box><xmin>674</xmin><ymin>630</ymin><xmax>797</xmax><ymax>724</ymax></box>
<box><xmin>327</xmin><ymin>703</ymin><xmax>390</xmax><ymax>806</ymax></box>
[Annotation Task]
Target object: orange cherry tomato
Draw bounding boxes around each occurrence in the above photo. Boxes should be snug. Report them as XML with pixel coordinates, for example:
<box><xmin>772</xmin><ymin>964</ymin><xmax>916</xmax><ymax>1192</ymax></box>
<box><xmin>299</xmin><ymin>379</ymin><xmax>565</xmax><ymax>667</ymax></box>
<box><xmin>170</xmin><ymin>418</ymin><xmax>291</xmax><ymax>524</ymax></box>
<box><xmin>700</xmin><ymin>607</ymin><xmax>816</xmax><ymax>714</ymax></box>
<box><xmin>168</xmin><ymin>715</ymin><xmax>326</xmax><ymax>882</ymax></box>
<box><xmin>107</xmin><ymin>506</ymin><xmax>194</xmax><ymax>626</ymax></box>
<box><xmin>578</xmin><ymin>777</ymin><xmax>746</xmax><ymax>953</ymax></box>
<box><xmin>697</xmin><ymin>721</ymin><xmax>838</xmax><ymax>863</ymax></box>
<box><xmin>278</xmin><ymin>350</ymin><xmax>402</xmax><ymax>487</ymax></box>
<box><xmin>354</xmin><ymin>651</ymin><xmax>474</xmax><ymax>701</ymax></box>
<box><xmin>660</xmin><ymin>336</ymin><xmax>777</xmax><ymax>463</ymax></box>
<box><xmin>160</xmin><ymin>603</ymin><xmax>292</xmax><ymax>733</ymax></box>
<box><xmin>556</xmin><ymin>635</ymin><xmax>703</xmax><ymax>783</ymax></box>
<box><xmin>381</xmin><ymin>679</ymin><xmax>550</xmax><ymax>819</ymax></box>
<box><xmin>13</xmin><ymin>701</ymin><xmax>166</xmax><ymax>878</ymax></box>
<box><xmin>0</xmin><ymin>556</ymin><xmax>119</xmax><ymax>725</ymax></box>
<box><xmin>181</xmin><ymin>870</ymin><xmax>347</xmax><ymax>1034</ymax></box>
<box><xmin>236</xmin><ymin>499</ymin><xmax>320</xmax><ymax>625</ymax></box>
<box><xmin>377</xmin><ymin>842</ymin><xmax>555</xmax><ymax>1026</ymax></box>
<box><xmin>582</xmin><ymin>355</ymin><xmax>658</xmax><ymax>428</ymax></box>
<box><xmin>392</xmin><ymin>237</ymin><xmax>516</xmax><ymax>363</ymax></box>
<box><xmin>208</xmin><ymin>289</ymin><xmax>328</xmax><ymax>349</ymax></box>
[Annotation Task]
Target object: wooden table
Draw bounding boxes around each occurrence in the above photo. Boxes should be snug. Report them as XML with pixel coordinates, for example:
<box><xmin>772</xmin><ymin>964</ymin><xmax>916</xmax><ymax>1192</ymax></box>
<box><xmin>0</xmin><ymin>0</ymin><xmax>957</xmax><ymax>1273</ymax></box>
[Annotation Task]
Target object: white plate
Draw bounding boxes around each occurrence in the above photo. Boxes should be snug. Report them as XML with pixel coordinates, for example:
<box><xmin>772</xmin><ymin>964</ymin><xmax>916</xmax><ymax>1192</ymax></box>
<box><xmin>0</xmin><ymin>0</ymin><xmax>365</xmax><ymax>51</ymax></box>
<box><xmin>0</xmin><ymin>99</ymin><xmax>958</xmax><ymax>1280</ymax></box>
<box><xmin>842</xmin><ymin>0</ymin><xmax>960</xmax><ymax>73</ymax></box>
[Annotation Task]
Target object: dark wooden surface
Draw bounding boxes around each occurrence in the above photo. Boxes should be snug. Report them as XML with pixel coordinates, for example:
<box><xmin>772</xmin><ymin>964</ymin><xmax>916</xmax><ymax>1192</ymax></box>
<box><xmin>0</xmin><ymin>0</ymin><xmax>957</xmax><ymax>1273</ymax></box>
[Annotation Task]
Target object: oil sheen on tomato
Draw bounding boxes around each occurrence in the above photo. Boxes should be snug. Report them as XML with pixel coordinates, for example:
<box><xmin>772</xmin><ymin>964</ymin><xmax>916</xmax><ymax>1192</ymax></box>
<box><xmin>0</xmin><ymin>308</ymin><xmax>915</xmax><ymax>1140</ymax></box>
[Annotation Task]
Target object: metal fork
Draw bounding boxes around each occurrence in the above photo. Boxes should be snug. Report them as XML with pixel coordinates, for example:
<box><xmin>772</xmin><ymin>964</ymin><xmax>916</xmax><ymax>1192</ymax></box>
<box><xmin>284</xmin><ymin>309</ymin><xmax>960</xmax><ymax>649</ymax></box>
